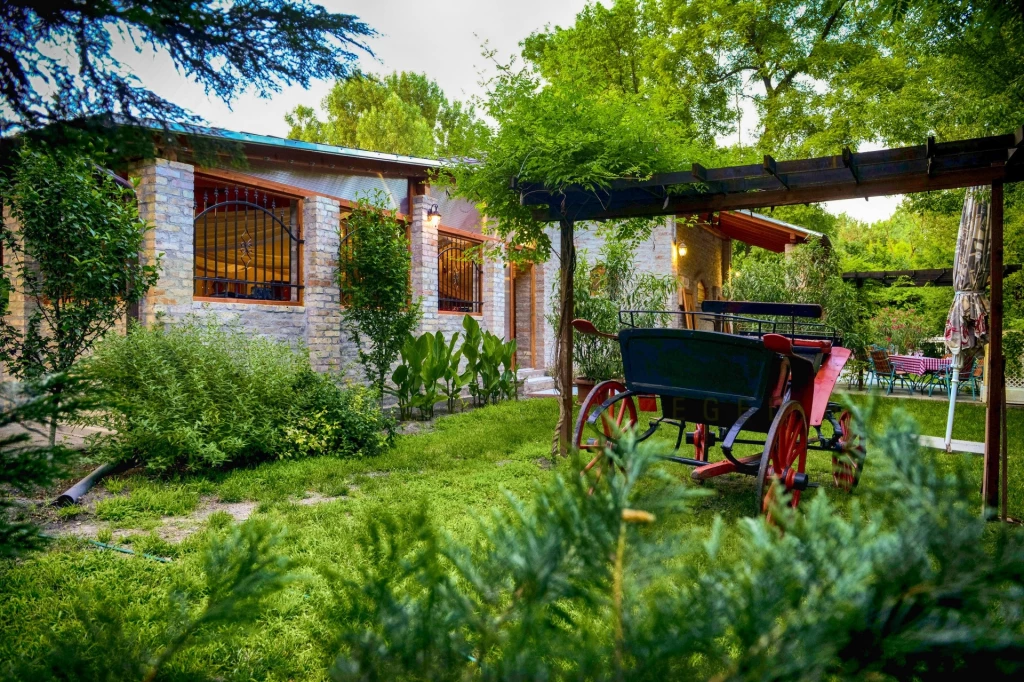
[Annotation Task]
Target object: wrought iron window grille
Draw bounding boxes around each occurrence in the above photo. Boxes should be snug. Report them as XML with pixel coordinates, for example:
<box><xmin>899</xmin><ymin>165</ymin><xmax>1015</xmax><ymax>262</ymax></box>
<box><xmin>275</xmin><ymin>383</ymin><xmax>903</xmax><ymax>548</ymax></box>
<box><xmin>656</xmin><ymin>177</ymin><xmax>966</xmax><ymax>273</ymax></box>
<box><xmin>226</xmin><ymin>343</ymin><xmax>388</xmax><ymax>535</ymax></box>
<box><xmin>193</xmin><ymin>185</ymin><xmax>303</xmax><ymax>302</ymax></box>
<box><xmin>438</xmin><ymin>232</ymin><xmax>483</xmax><ymax>314</ymax></box>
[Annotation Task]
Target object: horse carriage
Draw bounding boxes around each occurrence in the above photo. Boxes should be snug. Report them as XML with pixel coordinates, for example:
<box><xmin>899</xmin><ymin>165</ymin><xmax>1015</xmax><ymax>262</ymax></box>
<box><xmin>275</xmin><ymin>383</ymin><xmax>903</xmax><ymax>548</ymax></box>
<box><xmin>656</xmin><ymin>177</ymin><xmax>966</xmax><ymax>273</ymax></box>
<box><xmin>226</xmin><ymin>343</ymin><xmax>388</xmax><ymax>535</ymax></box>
<box><xmin>572</xmin><ymin>301</ymin><xmax>865</xmax><ymax>516</ymax></box>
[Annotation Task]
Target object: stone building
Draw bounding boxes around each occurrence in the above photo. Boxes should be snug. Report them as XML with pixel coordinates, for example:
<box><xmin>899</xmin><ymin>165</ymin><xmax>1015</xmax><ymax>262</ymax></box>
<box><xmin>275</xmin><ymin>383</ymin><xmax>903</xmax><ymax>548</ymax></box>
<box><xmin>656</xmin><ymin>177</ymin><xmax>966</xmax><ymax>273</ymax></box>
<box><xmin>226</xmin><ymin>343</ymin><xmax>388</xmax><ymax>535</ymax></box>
<box><xmin>3</xmin><ymin>125</ymin><xmax>825</xmax><ymax>383</ymax></box>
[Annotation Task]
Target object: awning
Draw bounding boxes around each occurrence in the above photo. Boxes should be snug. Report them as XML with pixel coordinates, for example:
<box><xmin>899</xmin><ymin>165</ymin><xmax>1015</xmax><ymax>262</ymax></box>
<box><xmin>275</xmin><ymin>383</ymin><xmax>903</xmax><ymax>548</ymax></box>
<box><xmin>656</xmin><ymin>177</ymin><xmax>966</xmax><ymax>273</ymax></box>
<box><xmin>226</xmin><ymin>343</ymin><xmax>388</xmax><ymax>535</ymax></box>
<box><xmin>714</xmin><ymin>210</ymin><xmax>829</xmax><ymax>253</ymax></box>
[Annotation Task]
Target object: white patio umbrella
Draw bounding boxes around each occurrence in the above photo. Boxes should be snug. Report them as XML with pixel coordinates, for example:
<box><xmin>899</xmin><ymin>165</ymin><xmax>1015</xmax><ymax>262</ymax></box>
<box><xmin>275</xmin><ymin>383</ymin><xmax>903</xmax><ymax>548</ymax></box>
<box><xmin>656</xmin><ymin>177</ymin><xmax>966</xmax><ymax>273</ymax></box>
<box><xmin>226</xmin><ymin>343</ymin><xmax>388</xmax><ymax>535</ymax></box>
<box><xmin>943</xmin><ymin>186</ymin><xmax>992</xmax><ymax>451</ymax></box>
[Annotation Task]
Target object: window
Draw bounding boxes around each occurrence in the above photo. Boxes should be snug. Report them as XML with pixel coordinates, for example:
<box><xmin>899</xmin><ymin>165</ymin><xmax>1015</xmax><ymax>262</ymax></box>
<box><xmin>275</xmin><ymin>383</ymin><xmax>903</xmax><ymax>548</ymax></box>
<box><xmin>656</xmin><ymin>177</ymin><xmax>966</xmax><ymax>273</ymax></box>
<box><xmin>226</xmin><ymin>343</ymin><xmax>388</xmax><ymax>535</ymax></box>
<box><xmin>438</xmin><ymin>232</ymin><xmax>483</xmax><ymax>314</ymax></box>
<box><xmin>193</xmin><ymin>181</ymin><xmax>303</xmax><ymax>302</ymax></box>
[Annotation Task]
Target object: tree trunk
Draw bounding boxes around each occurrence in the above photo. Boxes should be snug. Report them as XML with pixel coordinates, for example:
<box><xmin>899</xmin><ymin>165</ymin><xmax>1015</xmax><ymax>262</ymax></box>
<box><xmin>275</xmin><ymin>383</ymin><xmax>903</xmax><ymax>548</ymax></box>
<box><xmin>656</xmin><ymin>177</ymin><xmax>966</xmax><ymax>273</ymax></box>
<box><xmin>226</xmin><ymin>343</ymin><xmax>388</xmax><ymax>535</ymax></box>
<box><xmin>47</xmin><ymin>392</ymin><xmax>60</xmax><ymax>448</ymax></box>
<box><xmin>552</xmin><ymin>218</ymin><xmax>576</xmax><ymax>456</ymax></box>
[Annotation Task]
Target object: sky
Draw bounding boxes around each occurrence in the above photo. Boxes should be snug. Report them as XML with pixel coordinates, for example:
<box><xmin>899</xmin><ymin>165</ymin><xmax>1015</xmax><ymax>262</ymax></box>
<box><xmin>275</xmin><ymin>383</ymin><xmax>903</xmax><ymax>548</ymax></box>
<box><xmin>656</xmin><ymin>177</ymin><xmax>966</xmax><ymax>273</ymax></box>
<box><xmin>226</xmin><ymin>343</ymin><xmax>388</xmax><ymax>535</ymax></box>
<box><xmin>114</xmin><ymin>0</ymin><xmax>901</xmax><ymax>223</ymax></box>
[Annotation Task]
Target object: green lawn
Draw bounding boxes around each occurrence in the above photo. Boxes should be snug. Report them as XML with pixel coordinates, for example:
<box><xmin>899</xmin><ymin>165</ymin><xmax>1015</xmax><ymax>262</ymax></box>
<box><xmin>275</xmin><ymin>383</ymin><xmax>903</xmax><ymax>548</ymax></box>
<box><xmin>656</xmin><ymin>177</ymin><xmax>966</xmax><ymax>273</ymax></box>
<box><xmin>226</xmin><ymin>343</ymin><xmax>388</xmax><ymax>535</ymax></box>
<box><xmin>1</xmin><ymin>395</ymin><xmax>1020</xmax><ymax>680</ymax></box>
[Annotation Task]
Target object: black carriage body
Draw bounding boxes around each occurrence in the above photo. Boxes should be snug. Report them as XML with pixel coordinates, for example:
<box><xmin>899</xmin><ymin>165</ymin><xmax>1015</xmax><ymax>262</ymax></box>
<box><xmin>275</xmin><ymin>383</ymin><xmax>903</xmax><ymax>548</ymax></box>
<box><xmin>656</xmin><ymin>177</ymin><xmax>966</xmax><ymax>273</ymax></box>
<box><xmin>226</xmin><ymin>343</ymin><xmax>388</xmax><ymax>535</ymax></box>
<box><xmin>618</xmin><ymin>328</ymin><xmax>784</xmax><ymax>433</ymax></box>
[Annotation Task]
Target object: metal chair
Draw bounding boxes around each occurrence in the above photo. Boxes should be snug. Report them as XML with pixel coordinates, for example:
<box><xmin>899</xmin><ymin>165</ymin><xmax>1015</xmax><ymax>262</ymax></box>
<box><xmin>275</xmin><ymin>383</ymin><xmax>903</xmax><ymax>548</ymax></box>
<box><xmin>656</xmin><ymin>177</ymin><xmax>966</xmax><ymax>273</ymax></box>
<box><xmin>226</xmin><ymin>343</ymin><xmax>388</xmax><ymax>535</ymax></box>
<box><xmin>869</xmin><ymin>348</ymin><xmax>912</xmax><ymax>395</ymax></box>
<box><xmin>930</xmin><ymin>348</ymin><xmax>982</xmax><ymax>400</ymax></box>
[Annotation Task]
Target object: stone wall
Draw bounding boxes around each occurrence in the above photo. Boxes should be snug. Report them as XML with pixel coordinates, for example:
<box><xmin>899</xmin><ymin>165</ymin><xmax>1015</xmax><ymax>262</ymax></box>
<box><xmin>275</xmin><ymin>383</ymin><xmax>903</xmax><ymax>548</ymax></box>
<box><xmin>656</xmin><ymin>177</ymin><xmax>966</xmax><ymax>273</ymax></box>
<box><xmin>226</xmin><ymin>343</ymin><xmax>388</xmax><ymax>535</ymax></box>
<box><xmin>129</xmin><ymin>159</ymin><xmax>362</xmax><ymax>377</ymax></box>
<box><xmin>133</xmin><ymin>159</ymin><xmax>195</xmax><ymax>325</ymax></box>
<box><xmin>302</xmin><ymin>196</ymin><xmax>349</xmax><ymax>374</ymax></box>
<box><xmin>410</xmin><ymin>195</ymin><xmax>440</xmax><ymax>333</ymax></box>
<box><xmin>411</xmin><ymin>194</ymin><xmax>505</xmax><ymax>341</ymax></box>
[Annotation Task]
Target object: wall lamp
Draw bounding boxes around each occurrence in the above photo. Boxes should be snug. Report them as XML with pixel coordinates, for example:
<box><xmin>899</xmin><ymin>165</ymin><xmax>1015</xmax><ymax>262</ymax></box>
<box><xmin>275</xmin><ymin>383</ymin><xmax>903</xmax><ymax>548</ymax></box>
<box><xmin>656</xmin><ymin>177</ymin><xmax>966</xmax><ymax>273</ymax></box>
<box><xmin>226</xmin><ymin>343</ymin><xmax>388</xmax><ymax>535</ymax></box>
<box><xmin>426</xmin><ymin>203</ymin><xmax>442</xmax><ymax>228</ymax></box>
<box><xmin>674</xmin><ymin>240</ymin><xmax>688</xmax><ymax>258</ymax></box>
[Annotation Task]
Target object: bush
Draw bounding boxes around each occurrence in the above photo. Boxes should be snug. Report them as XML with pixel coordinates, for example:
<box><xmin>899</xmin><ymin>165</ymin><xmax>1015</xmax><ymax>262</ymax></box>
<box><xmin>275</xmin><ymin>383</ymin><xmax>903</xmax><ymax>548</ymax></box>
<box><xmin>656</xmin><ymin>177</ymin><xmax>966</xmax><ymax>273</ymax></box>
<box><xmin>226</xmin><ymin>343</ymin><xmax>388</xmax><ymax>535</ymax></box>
<box><xmin>390</xmin><ymin>315</ymin><xmax>518</xmax><ymax>420</ymax></box>
<box><xmin>325</xmin><ymin>406</ymin><xmax>1024</xmax><ymax>680</ymax></box>
<box><xmin>338</xmin><ymin>193</ymin><xmax>421</xmax><ymax>404</ymax></box>
<box><xmin>868</xmin><ymin>305</ymin><xmax>931</xmax><ymax>353</ymax></box>
<box><xmin>727</xmin><ymin>238</ymin><xmax>867</xmax><ymax>353</ymax></box>
<box><xmin>82</xmin><ymin>318</ymin><xmax>392</xmax><ymax>473</ymax></box>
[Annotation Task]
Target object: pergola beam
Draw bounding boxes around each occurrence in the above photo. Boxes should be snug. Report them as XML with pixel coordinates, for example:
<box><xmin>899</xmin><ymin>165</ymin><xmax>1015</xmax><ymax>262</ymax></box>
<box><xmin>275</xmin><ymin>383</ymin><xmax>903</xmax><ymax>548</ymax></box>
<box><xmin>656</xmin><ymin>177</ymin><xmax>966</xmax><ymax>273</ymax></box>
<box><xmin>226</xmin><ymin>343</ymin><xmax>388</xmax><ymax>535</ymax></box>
<box><xmin>842</xmin><ymin>265</ymin><xmax>1022</xmax><ymax>287</ymax></box>
<box><xmin>517</xmin><ymin>132</ymin><xmax>1023</xmax><ymax>222</ymax></box>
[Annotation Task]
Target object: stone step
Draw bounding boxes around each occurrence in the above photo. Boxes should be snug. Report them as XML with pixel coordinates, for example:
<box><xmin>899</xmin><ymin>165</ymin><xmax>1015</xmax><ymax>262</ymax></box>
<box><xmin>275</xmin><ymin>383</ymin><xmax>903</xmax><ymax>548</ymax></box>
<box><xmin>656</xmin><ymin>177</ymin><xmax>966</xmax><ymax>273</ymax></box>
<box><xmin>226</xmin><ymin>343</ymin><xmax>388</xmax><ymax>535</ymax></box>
<box><xmin>516</xmin><ymin>367</ymin><xmax>547</xmax><ymax>380</ymax></box>
<box><xmin>524</xmin><ymin>374</ymin><xmax>556</xmax><ymax>395</ymax></box>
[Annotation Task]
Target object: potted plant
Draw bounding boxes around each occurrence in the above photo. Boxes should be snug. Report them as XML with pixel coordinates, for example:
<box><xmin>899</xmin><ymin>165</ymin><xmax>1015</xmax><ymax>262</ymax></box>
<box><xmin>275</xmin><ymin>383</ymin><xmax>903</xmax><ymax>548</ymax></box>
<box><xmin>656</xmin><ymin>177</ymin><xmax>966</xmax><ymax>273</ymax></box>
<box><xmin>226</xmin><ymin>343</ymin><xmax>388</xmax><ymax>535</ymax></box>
<box><xmin>573</xmin><ymin>333</ymin><xmax>620</xmax><ymax>404</ymax></box>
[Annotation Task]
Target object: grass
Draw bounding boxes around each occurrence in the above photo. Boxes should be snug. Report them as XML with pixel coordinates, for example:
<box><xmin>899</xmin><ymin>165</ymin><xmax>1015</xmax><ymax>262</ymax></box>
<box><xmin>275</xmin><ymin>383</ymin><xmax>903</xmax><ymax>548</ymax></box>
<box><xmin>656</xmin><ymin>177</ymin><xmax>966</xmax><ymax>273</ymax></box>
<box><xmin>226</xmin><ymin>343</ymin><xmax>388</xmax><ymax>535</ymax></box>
<box><xmin>0</xmin><ymin>395</ymin><xmax>1020</xmax><ymax>680</ymax></box>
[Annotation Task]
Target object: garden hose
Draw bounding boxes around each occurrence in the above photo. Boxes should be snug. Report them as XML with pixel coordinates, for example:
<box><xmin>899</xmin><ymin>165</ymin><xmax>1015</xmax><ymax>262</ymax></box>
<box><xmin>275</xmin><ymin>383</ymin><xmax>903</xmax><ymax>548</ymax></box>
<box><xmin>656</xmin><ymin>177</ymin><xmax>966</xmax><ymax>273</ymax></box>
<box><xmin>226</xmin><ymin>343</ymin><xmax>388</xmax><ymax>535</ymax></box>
<box><xmin>38</xmin><ymin>533</ymin><xmax>171</xmax><ymax>563</ymax></box>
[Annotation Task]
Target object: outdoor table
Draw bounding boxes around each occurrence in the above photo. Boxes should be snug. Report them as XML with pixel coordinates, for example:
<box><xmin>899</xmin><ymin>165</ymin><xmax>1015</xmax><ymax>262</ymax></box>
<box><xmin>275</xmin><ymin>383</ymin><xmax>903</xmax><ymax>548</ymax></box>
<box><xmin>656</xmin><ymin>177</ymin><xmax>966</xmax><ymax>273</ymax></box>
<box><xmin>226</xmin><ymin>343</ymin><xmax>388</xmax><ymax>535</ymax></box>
<box><xmin>889</xmin><ymin>355</ymin><xmax>952</xmax><ymax>393</ymax></box>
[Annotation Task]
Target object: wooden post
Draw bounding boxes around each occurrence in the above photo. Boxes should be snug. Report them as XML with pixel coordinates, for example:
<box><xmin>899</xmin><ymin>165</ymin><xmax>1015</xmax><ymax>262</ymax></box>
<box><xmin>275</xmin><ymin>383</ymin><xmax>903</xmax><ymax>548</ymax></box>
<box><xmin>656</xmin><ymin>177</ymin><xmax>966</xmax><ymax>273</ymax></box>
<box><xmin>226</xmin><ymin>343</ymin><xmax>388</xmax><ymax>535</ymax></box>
<box><xmin>552</xmin><ymin>218</ymin><xmax>575</xmax><ymax>456</ymax></box>
<box><xmin>983</xmin><ymin>181</ymin><xmax>1004</xmax><ymax>511</ymax></box>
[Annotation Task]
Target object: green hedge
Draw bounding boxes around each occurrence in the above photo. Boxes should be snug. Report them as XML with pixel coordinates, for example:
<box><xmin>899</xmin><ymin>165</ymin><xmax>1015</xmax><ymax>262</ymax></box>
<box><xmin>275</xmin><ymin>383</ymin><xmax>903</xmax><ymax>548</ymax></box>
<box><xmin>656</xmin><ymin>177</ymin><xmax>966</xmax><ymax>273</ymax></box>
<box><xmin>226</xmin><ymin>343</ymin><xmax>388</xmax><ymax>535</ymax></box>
<box><xmin>82</xmin><ymin>318</ymin><xmax>392</xmax><ymax>473</ymax></box>
<box><xmin>1006</xmin><ymin>331</ymin><xmax>1024</xmax><ymax>381</ymax></box>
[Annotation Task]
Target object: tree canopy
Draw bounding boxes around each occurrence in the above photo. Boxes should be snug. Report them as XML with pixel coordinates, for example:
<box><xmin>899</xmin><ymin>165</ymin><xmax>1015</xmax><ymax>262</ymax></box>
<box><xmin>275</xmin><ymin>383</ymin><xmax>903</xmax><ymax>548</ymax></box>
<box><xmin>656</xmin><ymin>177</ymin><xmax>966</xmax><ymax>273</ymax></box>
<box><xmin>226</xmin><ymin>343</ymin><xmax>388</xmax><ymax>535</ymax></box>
<box><xmin>285</xmin><ymin>72</ymin><xmax>490</xmax><ymax>158</ymax></box>
<box><xmin>521</xmin><ymin>0</ymin><xmax>1022</xmax><ymax>155</ymax></box>
<box><xmin>0</xmin><ymin>0</ymin><xmax>374</xmax><ymax>148</ymax></box>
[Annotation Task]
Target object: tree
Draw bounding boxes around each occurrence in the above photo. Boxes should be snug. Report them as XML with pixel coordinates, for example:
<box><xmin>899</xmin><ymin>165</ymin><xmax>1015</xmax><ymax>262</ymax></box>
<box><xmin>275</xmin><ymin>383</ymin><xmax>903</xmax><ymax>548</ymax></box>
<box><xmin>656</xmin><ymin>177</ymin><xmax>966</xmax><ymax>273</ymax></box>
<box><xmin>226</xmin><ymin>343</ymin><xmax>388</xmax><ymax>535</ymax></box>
<box><xmin>0</xmin><ymin>147</ymin><xmax>159</xmax><ymax>444</ymax></box>
<box><xmin>449</xmin><ymin>53</ymin><xmax>698</xmax><ymax>455</ymax></box>
<box><xmin>522</xmin><ymin>0</ymin><xmax>732</xmax><ymax>145</ymax></box>
<box><xmin>727</xmin><ymin>238</ymin><xmax>866</xmax><ymax>351</ymax></box>
<box><xmin>285</xmin><ymin>71</ymin><xmax>490</xmax><ymax>157</ymax></box>
<box><xmin>0</xmin><ymin>0</ymin><xmax>374</xmax><ymax>139</ymax></box>
<box><xmin>524</xmin><ymin>0</ymin><xmax>893</xmax><ymax>154</ymax></box>
<box><xmin>338</xmin><ymin>194</ymin><xmax>421</xmax><ymax>406</ymax></box>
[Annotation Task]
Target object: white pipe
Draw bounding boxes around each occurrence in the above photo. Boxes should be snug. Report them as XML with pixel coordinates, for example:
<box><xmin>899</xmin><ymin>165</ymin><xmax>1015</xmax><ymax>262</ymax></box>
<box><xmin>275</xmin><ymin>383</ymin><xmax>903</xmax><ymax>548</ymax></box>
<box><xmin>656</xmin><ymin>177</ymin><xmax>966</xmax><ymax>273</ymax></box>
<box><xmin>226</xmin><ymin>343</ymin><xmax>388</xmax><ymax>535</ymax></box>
<box><xmin>944</xmin><ymin>351</ymin><xmax>962</xmax><ymax>452</ymax></box>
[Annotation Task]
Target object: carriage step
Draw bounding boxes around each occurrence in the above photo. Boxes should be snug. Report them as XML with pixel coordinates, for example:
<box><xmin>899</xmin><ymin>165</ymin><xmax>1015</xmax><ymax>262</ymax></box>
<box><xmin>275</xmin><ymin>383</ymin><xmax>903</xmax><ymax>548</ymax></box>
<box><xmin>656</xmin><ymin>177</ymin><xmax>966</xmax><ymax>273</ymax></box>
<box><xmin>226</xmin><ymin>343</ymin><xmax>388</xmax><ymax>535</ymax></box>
<box><xmin>690</xmin><ymin>455</ymin><xmax>762</xmax><ymax>481</ymax></box>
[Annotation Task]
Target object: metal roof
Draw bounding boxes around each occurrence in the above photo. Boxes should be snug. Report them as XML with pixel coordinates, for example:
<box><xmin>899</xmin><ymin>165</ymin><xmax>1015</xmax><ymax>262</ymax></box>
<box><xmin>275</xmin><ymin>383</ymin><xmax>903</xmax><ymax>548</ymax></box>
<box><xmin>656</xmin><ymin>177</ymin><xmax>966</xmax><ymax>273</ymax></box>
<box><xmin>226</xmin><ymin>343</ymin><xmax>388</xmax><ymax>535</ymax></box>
<box><xmin>159</xmin><ymin>121</ymin><xmax>444</xmax><ymax>169</ymax></box>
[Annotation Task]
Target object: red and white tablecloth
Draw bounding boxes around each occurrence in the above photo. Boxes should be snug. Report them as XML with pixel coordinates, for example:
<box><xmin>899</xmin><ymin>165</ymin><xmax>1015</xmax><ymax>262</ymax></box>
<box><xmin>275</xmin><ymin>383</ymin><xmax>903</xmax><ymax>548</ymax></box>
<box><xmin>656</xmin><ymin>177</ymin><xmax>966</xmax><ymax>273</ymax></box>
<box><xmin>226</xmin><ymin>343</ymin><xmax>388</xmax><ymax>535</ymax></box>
<box><xmin>889</xmin><ymin>355</ymin><xmax>951</xmax><ymax>374</ymax></box>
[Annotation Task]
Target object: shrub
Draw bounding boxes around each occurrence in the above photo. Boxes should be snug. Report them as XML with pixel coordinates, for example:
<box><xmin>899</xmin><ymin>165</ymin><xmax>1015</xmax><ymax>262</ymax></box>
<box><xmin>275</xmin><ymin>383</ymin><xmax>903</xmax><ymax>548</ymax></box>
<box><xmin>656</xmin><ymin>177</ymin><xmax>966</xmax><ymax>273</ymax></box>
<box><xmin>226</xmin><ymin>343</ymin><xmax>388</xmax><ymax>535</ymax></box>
<box><xmin>868</xmin><ymin>305</ymin><xmax>931</xmax><ymax>354</ymax></box>
<box><xmin>338</xmin><ymin>193</ymin><xmax>421</xmax><ymax>404</ymax></box>
<box><xmin>727</xmin><ymin>238</ymin><xmax>867</xmax><ymax>353</ymax></box>
<box><xmin>82</xmin><ymin>318</ymin><xmax>392</xmax><ymax>473</ymax></box>
<box><xmin>550</xmin><ymin>238</ymin><xmax>675</xmax><ymax>381</ymax></box>
<box><xmin>325</xmin><ymin>406</ymin><xmax>1024</xmax><ymax>680</ymax></box>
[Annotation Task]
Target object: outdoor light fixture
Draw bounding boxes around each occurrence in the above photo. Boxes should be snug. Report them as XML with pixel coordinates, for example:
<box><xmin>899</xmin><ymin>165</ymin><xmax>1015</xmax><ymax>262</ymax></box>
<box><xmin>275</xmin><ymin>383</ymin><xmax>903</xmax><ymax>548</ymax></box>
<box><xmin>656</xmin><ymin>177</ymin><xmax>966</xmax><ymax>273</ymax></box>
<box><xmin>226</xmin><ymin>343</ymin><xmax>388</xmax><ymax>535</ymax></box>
<box><xmin>426</xmin><ymin>203</ymin><xmax>442</xmax><ymax>228</ymax></box>
<box><xmin>674</xmin><ymin>240</ymin><xmax>688</xmax><ymax>257</ymax></box>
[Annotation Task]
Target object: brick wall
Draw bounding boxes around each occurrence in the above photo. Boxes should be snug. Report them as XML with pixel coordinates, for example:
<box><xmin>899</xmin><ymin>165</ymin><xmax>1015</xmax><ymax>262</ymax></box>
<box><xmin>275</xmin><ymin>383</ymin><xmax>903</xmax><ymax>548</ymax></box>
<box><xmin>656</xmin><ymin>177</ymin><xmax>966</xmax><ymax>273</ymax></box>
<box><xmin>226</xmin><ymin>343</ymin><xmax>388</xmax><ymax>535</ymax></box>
<box><xmin>410</xmin><ymin>195</ymin><xmax>439</xmax><ymax>333</ymax></box>
<box><xmin>303</xmin><ymin>196</ymin><xmax>349</xmax><ymax>374</ymax></box>
<box><xmin>133</xmin><ymin>159</ymin><xmax>195</xmax><ymax>325</ymax></box>
<box><xmin>675</xmin><ymin>218</ymin><xmax>728</xmax><ymax>331</ymax></box>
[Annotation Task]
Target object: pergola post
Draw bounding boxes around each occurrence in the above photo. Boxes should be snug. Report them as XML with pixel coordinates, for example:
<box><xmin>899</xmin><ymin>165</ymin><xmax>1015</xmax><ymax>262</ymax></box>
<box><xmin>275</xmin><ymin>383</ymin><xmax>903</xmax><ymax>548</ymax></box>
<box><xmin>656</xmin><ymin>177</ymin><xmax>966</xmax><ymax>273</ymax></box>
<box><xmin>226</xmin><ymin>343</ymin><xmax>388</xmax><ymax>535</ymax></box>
<box><xmin>983</xmin><ymin>180</ymin><xmax>1004</xmax><ymax>512</ymax></box>
<box><xmin>554</xmin><ymin>217</ymin><xmax>576</xmax><ymax>456</ymax></box>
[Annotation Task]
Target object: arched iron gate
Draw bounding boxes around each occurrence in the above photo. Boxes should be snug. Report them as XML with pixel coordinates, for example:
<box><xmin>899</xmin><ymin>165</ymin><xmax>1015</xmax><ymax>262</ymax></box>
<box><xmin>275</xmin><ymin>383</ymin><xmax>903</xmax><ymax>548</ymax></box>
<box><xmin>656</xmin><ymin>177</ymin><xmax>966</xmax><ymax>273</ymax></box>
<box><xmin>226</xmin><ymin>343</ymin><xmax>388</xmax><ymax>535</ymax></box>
<box><xmin>193</xmin><ymin>186</ymin><xmax>303</xmax><ymax>302</ymax></box>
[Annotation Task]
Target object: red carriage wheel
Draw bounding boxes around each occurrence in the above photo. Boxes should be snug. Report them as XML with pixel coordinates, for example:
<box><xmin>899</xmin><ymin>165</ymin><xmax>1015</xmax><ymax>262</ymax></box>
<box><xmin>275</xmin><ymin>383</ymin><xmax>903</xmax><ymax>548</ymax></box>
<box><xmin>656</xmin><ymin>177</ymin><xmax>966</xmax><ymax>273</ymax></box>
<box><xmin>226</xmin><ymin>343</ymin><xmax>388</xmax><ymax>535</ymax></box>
<box><xmin>755</xmin><ymin>400</ymin><xmax>808</xmax><ymax>518</ymax></box>
<box><xmin>832</xmin><ymin>409</ymin><xmax>866</xmax><ymax>491</ymax></box>
<box><xmin>573</xmin><ymin>380</ymin><xmax>638</xmax><ymax>491</ymax></box>
<box><xmin>693</xmin><ymin>423</ymin><xmax>708</xmax><ymax>462</ymax></box>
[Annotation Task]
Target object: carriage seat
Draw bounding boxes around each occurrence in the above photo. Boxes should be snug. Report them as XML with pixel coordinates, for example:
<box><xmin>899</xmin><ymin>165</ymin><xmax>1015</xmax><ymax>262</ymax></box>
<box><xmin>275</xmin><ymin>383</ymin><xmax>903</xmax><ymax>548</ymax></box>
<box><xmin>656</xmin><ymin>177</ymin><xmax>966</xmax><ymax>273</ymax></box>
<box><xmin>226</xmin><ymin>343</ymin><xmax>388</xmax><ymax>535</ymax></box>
<box><xmin>793</xmin><ymin>338</ymin><xmax>832</xmax><ymax>352</ymax></box>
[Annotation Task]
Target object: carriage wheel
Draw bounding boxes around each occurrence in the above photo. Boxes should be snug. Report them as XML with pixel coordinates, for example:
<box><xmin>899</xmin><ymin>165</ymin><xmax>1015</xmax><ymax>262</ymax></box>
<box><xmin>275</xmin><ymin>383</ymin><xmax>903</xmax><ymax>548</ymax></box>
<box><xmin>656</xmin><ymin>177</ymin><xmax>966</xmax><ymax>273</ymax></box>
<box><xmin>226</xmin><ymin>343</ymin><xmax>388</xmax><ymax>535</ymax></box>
<box><xmin>693</xmin><ymin>423</ymin><xmax>708</xmax><ymax>462</ymax></box>
<box><xmin>755</xmin><ymin>400</ymin><xmax>808</xmax><ymax>518</ymax></box>
<box><xmin>574</xmin><ymin>380</ymin><xmax>638</xmax><ymax>491</ymax></box>
<box><xmin>832</xmin><ymin>409</ymin><xmax>866</xmax><ymax>492</ymax></box>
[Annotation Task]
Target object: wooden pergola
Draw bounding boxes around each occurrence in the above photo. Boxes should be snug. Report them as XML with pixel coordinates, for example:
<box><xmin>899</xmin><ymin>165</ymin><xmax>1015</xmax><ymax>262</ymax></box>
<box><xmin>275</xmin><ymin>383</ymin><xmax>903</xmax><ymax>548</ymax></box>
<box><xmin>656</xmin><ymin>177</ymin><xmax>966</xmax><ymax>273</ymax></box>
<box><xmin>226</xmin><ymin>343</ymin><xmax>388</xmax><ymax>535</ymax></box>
<box><xmin>843</xmin><ymin>265</ymin><xmax>1021</xmax><ymax>287</ymax></box>
<box><xmin>518</xmin><ymin>128</ymin><xmax>1023</xmax><ymax>512</ymax></box>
